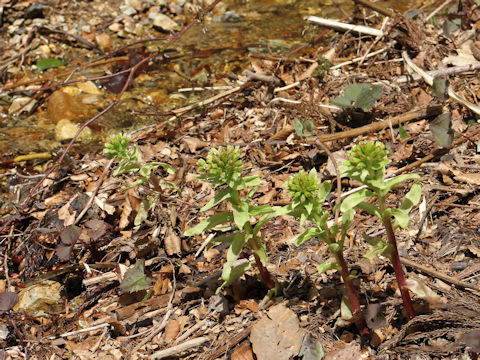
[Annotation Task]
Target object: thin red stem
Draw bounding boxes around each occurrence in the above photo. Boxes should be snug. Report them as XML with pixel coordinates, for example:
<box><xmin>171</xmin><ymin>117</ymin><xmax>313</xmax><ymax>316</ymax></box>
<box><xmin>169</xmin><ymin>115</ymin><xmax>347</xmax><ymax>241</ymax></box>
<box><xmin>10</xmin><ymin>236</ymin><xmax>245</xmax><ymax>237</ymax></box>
<box><xmin>383</xmin><ymin>216</ymin><xmax>416</xmax><ymax>320</ymax></box>
<box><xmin>336</xmin><ymin>252</ymin><xmax>370</xmax><ymax>337</ymax></box>
<box><xmin>253</xmin><ymin>253</ymin><xmax>275</xmax><ymax>290</ymax></box>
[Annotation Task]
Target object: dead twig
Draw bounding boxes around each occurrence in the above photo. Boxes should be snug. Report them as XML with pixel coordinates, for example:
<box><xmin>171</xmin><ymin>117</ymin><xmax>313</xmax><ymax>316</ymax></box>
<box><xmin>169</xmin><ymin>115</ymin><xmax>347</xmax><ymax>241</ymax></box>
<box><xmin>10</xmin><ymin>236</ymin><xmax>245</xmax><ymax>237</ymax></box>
<box><xmin>317</xmin><ymin>105</ymin><xmax>442</xmax><ymax>143</ymax></box>
<box><xmin>400</xmin><ymin>257</ymin><xmax>480</xmax><ymax>293</ymax></box>
<box><xmin>353</xmin><ymin>0</ymin><xmax>395</xmax><ymax>17</ymax></box>
<box><xmin>74</xmin><ymin>159</ymin><xmax>114</xmax><ymax>224</ymax></box>
<box><xmin>150</xmin><ymin>336</ymin><xmax>210</xmax><ymax>360</ymax></box>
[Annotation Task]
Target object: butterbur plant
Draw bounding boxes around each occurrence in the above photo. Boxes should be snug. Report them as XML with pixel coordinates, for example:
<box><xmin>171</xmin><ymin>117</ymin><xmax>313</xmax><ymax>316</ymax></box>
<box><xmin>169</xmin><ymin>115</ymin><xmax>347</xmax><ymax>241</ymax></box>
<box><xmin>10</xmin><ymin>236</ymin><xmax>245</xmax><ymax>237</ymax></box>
<box><xmin>285</xmin><ymin>169</ymin><xmax>370</xmax><ymax>337</ymax></box>
<box><xmin>104</xmin><ymin>133</ymin><xmax>175</xmax><ymax>225</ymax></box>
<box><xmin>340</xmin><ymin>141</ymin><xmax>422</xmax><ymax>320</ymax></box>
<box><xmin>184</xmin><ymin>146</ymin><xmax>284</xmax><ymax>293</ymax></box>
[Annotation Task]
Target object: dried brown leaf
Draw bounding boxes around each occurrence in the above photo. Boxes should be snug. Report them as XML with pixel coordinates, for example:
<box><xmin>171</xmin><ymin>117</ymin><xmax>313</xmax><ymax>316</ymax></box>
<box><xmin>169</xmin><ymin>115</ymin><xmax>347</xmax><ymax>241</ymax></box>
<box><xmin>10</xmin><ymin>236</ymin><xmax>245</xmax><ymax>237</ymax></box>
<box><xmin>183</xmin><ymin>137</ymin><xmax>208</xmax><ymax>153</ymax></box>
<box><xmin>231</xmin><ymin>343</ymin><xmax>255</xmax><ymax>360</ymax></box>
<box><xmin>164</xmin><ymin>227</ymin><xmax>181</xmax><ymax>255</ymax></box>
<box><xmin>251</xmin><ymin>304</ymin><xmax>304</xmax><ymax>360</ymax></box>
<box><xmin>164</xmin><ymin>318</ymin><xmax>180</xmax><ymax>342</ymax></box>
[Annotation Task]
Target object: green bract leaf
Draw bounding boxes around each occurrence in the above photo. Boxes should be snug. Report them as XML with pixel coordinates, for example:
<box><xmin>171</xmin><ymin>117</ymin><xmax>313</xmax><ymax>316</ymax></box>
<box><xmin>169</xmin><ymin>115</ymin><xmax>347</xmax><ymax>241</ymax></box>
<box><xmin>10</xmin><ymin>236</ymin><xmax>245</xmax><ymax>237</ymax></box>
<box><xmin>253</xmin><ymin>244</ymin><xmax>268</xmax><ymax>266</ymax></box>
<box><xmin>242</xmin><ymin>175</ymin><xmax>262</xmax><ymax>188</ymax></box>
<box><xmin>232</xmin><ymin>203</ymin><xmax>250</xmax><ymax>229</ymax></box>
<box><xmin>328</xmin><ymin>243</ymin><xmax>341</xmax><ymax>254</ymax></box>
<box><xmin>355</xmin><ymin>202</ymin><xmax>381</xmax><ymax>219</ymax></box>
<box><xmin>217</xmin><ymin>261</ymin><xmax>252</xmax><ymax>293</ymax></box>
<box><xmin>36</xmin><ymin>58</ymin><xmax>65</xmax><ymax>71</ymax></box>
<box><xmin>316</xmin><ymin>261</ymin><xmax>341</xmax><ymax>274</ymax></box>
<box><xmin>399</xmin><ymin>183</ymin><xmax>422</xmax><ymax>214</ymax></box>
<box><xmin>383</xmin><ymin>174</ymin><xmax>420</xmax><ymax>192</ymax></box>
<box><xmin>120</xmin><ymin>260</ymin><xmax>153</xmax><ymax>293</ymax></box>
<box><xmin>183</xmin><ymin>212</ymin><xmax>234</xmax><ymax>236</ymax></box>
<box><xmin>340</xmin><ymin>296</ymin><xmax>353</xmax><ymax>320</ymax></box>
<box><xmin>389</xmin><ymin>208</ymin><xmax>410</xmax><ymax>229</ymax></box>
<box><xmin>332</xmin><ymin>83</ymin><xmax>383</xmax><ymax>112</ymax></box>
<box><xmin>430</xmin><ymin>112</ymin><xmax>454</xmax><ymax>147</ymax></box>
<box><xmin>294</xmin><ymin>227</ymin><xmax>323</xmax><ymax>246</ymax></box>
<box><xmin>200</xmin><ymin>188</ymin><xmax>231</xmax><ymax>211</ymax></box>
<box><xmin>363</xmin><ymin>233</ymin><xmax>394</xmax><ymax>260</ymax></box>
<box><xmin>249</xmin><ymin>205</ymin><xmax>276</xmax><ymax>217</ymax></box>
<box><xmin>340</xmin><ymin>188</ymin><xmax>374</xmax><ymax>213</ymax></box>
<box><xmin>221</xmin><ymin>233</ymin><xmax>249</xmax><ymax>283</ymax></box>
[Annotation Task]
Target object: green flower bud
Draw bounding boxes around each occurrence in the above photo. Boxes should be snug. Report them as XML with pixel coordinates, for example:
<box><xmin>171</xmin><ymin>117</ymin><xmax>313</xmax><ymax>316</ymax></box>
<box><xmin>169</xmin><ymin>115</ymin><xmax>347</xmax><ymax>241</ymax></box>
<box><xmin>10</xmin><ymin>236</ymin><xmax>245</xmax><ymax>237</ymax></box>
<box><xmin>285</xmin><ymin>168</ymin><xmax>320</xmax><ymax>202</ymax></box>
<box><xmin>341</xmin><ymin>141</ymin><xmax>390</xmax><ymax>182</ymax></box>
<box><xmin>104</xmin><ymin>133</ymin><xmax>134</xmax><ymax>161</ymax></box>
<box><xmin>198</xmin><ymin>146</ymin><xmax>244</xmax><ymax>186</ymax></box>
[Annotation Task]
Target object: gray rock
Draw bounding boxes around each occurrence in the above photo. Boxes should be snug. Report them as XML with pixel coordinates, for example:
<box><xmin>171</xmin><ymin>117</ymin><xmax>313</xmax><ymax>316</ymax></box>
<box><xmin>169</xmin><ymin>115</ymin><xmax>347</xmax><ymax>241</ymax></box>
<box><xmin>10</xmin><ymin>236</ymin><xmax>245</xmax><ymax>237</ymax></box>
<box><xmin>152</xmin><ymin>13</ymin><xmax>179</xmax><ymax>32</ymax></box>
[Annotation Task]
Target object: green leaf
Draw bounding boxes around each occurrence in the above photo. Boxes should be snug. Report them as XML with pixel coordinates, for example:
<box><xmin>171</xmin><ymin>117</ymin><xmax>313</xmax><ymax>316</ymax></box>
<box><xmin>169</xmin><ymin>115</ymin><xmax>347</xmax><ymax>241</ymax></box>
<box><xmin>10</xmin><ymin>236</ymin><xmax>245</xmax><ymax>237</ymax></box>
<box><xmin>355</xmin><ymin>202</ymin><xmax>381</xmax><ymax>219</ymax></box>
<box><xmin>363</xmin><ymin>233</ymin><xmax>394</xmax><ymax>260</ymax></box>
<box><xmin>294</xmin><ymin>118</ymin><xmax>304</xmax><ymax>136</ymax></box>
<box><xmin>432</xmin><ymin>77</ymin><xmax>448</xmax><ymax>101</ymax></box>
<box><xmin>355</xmin><ymin>84</ymin><xmax>383</xmax><ymax>112</ymax></box>
<box><xmin>318</xmin><ymin>181</ymin><xmax>332</xmax><ymax>204</ymax></box>
<box><xmin>430</xmin><ymin>112</ymin><xmax>454</xmax><ymax>147</ymax></box>
<box><xmin>221</xmin><ymin>233</ymin><xmax>249</xmax><ymax>284</ymax></box>
<box><xmin>120</xmin><ymin>259</ymin><xmax>153</xmax><ymax>293</ymax></box>
<box><xmin>294</xmin><ymin>227</ymin><xmax>323</xmax><ymax>246</ymax></box>
<box><xmin>381</xmin><ymin>174</ymin><xmax>420</xmax><ymax>195</ymax></box>
<box><xmin>242</xmin><ymin>175</ymin><xmax>262</xmax><ymax>188</ymax></box>
<box><xmin>249</xmin><ymin>205</ymin><xmax>276</xmax><ymax>216</ymax></box>
<box><xmin>183</xmin><ymin>212</ymin><xmax>234</xmax><ymax>236</ymax></box>
<box><xmin>443</xmin><ymin>20</ymin><xmax>459</xmax><ymax>38</ymax></box>
<box><xmin>36</xmin><ymin>58</ymin><xmax>65</xmax><ymax>71</ymax></box>
<box><xmin>252</xmin><ymin>206</ymin><xmax>289</xmax><ymax>234</ymax></box>
<box><xmin>388</xmin><ymin>208</ymin><xmax>410</xmax><ymax>229</ymax></box>
<box><xmin>232</xmin><ymin>203</ymin><xmax>250</xmax><ymax>229</ymax></box>
<box><xmin>207</xmin><ymin>232</ymin><xmax>241</xmax><ymax>248</ymax></box>
<box><xmin>332</xmin><ymin>83</ymin><xmax>383</xmax><ymax>112</ymax></box>
<box><xmin>398</xmin><ymin>123</ymin><xmax>409</xmax><ymax>139</ymax></box>
<box><xmin>340</xmin><ymin>188</ymin><xmax>374</xmax><ymax>212</ymax></box>
<box><xmin>217</xmin><ymin>261</ymin><xmax>252</xmax><ymax>293</ymax></box>
<box><xmin>253</xmin><ymin>244</ymin><xmax>268</xmax><ymax>266</ymax></box>
<box><xmin>399</xmin><ymin>183</ymin><xmax>422</xmax><ymax>214</ymax></box>
<box><xmin>316</xmin><ymin>261</ymin><xmax>341</xmax><ymax>274</ymax></box>
<box><xmin>200</xmin><ymin>188</ymin><xmax>231</xmax><ymax>211</ymax></box>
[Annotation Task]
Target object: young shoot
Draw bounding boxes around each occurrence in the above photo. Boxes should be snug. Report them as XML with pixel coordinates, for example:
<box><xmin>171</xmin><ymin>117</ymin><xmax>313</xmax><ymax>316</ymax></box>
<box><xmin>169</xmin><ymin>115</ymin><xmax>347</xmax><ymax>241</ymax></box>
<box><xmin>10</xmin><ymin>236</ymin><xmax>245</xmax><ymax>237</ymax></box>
<box><xmin>285</xmin><ymin>168</ymin><xmax>370</xmax><ymax>337</ymax></box>
<box><xmin>340</xmin><ymin>141</ymin><xmax>422</xmax><ymax>320</ymax></box>
<box><xmin>104</xmin><ymin>133</ymin><xmax>175</xmax><ymax>226</ymax></box>
<box><xmin>184</xmin><ymin>146</ymin><xmax>284</xmax><ymax>293</ymax></box>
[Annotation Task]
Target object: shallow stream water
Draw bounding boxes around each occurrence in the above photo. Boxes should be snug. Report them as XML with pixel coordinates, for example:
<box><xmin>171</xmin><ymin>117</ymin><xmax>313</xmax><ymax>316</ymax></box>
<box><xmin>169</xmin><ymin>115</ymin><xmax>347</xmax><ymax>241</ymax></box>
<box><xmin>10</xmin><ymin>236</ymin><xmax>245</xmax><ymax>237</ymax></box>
<box><xmin>0</xmin><ymin>0</ymin><xmax>421</xmax><ymax>155</ymax></box>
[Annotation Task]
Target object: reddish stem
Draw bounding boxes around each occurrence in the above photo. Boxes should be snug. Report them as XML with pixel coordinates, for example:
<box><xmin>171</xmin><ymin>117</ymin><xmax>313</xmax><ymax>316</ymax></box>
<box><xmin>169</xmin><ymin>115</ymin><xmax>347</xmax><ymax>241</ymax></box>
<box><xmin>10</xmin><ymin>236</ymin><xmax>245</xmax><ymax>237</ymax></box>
<box><xmin>383</xmin><ymin>216</ymin><xmax>416</xmax><ymax>320</ymax></box>
<box><xmin>253</xmin><ymin>253</ymin><xmax>275</xmax><ymax>290</ymax></box>
<box><xmin>336</xmin><ymin>252</ymin><xmax>370</xmax><ymax>338</ymax></box>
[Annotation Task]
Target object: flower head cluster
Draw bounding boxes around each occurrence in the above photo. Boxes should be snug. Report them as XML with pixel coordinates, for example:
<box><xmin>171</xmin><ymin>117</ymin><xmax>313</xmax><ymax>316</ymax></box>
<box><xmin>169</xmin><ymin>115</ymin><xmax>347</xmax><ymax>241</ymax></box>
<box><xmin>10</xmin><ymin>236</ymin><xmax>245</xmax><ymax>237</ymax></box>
<box><xmin>197</xmin><ymin>146</ymin><xmax>244</xmax><ymax>186</ymax></box>
<box><xmin>104</xmin><ymin>133</ymin><xmax>136</xmax><ymax>162</ymax></box>
<box><xmin>285</xmin><ymin>169</ymin><xmax>320</xmax><ymax>202</ymax></box>
<box><xmin>341</xmin><ymin>141</ymin><xmax>390</xmax><ymax>183</ymax></box>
